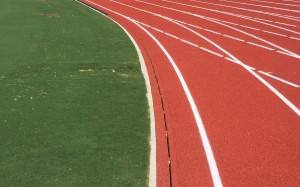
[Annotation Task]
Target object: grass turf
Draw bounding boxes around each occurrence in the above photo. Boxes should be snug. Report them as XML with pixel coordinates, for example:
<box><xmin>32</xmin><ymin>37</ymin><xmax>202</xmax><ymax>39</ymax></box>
<box><xmin>0</xmin><ymin>0</ymin><xmax>150</xmax><ymax>186</ymax></box>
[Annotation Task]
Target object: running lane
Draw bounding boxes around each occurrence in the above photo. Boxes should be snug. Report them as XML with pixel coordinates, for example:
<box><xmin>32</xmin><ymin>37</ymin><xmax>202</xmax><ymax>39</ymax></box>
<box><xmin>79</xmin><ymin>0</ymin><xmax>300</xmax><ymax>186</ymax></box>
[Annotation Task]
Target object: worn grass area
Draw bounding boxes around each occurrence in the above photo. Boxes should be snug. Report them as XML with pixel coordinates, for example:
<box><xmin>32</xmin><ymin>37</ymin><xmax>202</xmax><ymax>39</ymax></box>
<box><xmin>0</xmin><ymin>0</ymin><xmax>149</xmax><ymax>186</ymax></box>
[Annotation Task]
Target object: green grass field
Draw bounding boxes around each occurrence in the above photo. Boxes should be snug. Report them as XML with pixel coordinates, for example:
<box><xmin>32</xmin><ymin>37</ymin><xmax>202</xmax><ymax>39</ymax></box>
<box><xmin>0</xmin><ymin>0</ymin><xmax>150</xmax><ymax>186</ymax></box>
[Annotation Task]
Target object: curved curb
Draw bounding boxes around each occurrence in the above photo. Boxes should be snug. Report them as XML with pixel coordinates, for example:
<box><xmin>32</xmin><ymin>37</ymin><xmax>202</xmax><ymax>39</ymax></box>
<box><xmin>75</xmin><ymin>1</ymin><xmax>157</xmax><ymax>186</ymax></box>
<box><xmin>117</xmin><ymin>23</ymin><xmax>157</xmax><ymax>187</ymax></box>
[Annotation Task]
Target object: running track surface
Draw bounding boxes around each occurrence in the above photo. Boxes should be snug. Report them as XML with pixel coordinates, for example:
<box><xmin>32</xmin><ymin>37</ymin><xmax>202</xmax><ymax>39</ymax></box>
<box><xmin>80</xmin><ymin>0</ymin><xmax>300</xmax><ymax>186</ymax></box>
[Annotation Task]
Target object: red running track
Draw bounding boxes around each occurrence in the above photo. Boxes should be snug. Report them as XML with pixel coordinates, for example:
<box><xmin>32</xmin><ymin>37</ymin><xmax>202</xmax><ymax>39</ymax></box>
<box><xmin>80</xmin><ymin>0</ymin><xmax>300</xmax><ymax>186</ymax></box>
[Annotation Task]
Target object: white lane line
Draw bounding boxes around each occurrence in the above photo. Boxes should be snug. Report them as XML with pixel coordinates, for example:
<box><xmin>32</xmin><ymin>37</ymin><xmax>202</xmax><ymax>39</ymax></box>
<box><xmin>220</xmin><ymin>20</ymin><xmax>239</xmax><ymax>25</ymax></box>
<box><xmin>187</xmin><ymin>23</ymin><xmax>203</xmax><ymax>29</ymax></box>
<box><xmin>240</xmin><ymin>25</ymin><xmax>260</xmax><ymax>31</ymax></box>
<box><xmin>277</xmin><ymin>50</ymin><xmax>299</xmax><ymax>57</ymax></box>
<box><xmin>283</xmin><ymin>14</ymin><xmax>300</xmax><ymax>19</ymax></box>
<box><xmin>174</xmin><ymin>19</ymin><xmax>186</xmax><ymax>24</ymax></box>
<box><xmin>251</xmin><ymin>0</ymin><xmax>300</xmax><ymax>8</ymax></box>
<box><xmin>170</xmin><ymin>19</ymin><xmax>249</xmax><ymax>43</ymax></box>
<box><xmin>258</xmin><ymin>71</ymin><xmax>300</xmax><ymax>87</ymax></box>
<box><xmin>151</xmin><ymin>27</ymin><xmax>164</xmax><ymax>33</ymax></box>
<box><xmin>219</xmin><ymin>0</ymin><xmax>300</xmax><ymax>13</ymax></box>
<box><xmin>252</xmin><ymin>17</ymin><xmax>273</xmax><ymax>23</ymax></box>
<box><xmin>180</xmin><ymin>39</ymin><xmax>199</xmax><ymax>47</ymax></box>
<box><xmin>247</xmin><ymin>42</ymin><xmax>275</xmax><ymax>50</ymax></box>
<box><xmin>190</xmin><ymin>0</ymin><xmax>300</xmax><ymax>21</ymax></box>
<box><xmin>142</xmin><ymin>19</ymin><xmax>285</xmax><ymax>58</ymax></box>
<box><xmin>210</xmin><ymin>18</ymin><xmax>221</xmax><ymax>22</ymax></box>
<box><xmin>274</xmin><ymin>22</ymin><xmax>297</xmax><ymax>27</ymax></box>
<box><xmin>200</xmin><ymin>47</ymin><xmax>224</xmax><ymax>57</ymax></box>
<box><xmin>168</xmin><ymin>5</ymin><xmax>295</xmax><ymax>41</ymax></box>
<box><xmin>262</xmin><ymin>30</ymin><xmax>287</xmax><ymax>37</ymax></box>
<box><xmin>223</xmin><ymin>34</ymin><xmax>245</xmax><ymax>42</ymax></box>
<box><xmin>185</xmin><ymin>0</ymin><xmax>300</xmax><ymax>33</ymax></box>
<box><xmin>145</xmin><ymin>20</ymin><xmax>274</xmax><ymax>60</ymax></box>
<box><xmin>171</xmin><ymin>19</ymin><xmax>247</xmax><ymax>44</ymax></box>
<box><xmin>204</xmin><ymin>28</ymin><xmax>222</xmax><ymax>35</ymax></box>
<box><xmin>114</xmin><ymin>0</ymin><xmax>300</xmax><ymax>115</ymax></box>
<box><xmin>138</xmin><ymin>20</ymin><xmax>224</xmax><ymax>57</ymax></box>
<box><xmin>283</xmin><ymin>0</ymin><xmax>300</xmax><ymax>3</ymax></box>
<box><xmin>225</xmin><ymin>57</ymin><xmax>256</xmax><ymax>70</ymax></box>
<box><xmin>290</xmin><ymin>36</ymin><xmax>300</xmax><ymax>40</ymax></box>
<box><xmin>148</xmin><ymin>0</ymin><xmax>300</xmax><ymax>58</ymax></box>
<box><xmin>164</xmin><ymin>32</ymin><xmax>179</xmax><ymax>39</ymax></box>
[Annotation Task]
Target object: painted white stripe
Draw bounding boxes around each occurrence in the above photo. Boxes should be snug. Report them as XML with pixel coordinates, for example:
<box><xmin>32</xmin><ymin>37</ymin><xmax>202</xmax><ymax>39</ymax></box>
<box><xmin>137</xmin><ymin>19</ymin><xmax>230</xmax><ymax>54</ymax></box>
<box><xmin>225</xmin><ymin>58</ymin><xmax>256</xmax><ymax>70</ymax></box>
<box><xmin>225</xmin><ymin>57</ymin><xmax>240</xmax><ymax>64</ymax></box>
<box><xmin>180</xmin><ymin>39</ymin><xmax>199</xmax><ymax>47</ymax></box>
<box><xmin>290</xmin><ymin>36</ymin><xmax>300</xmax><ymax>41</ymax></box>
<box><xmin>274</xmin><ymin>22</ymin><xmax>297</xmax><ymax>27</ymax></box>
<box><xmin>209</xmin><ymin>18</ymin><xmax>221</xmax><ymax>21</ymax></box>
<box><xmin>151</xmin><ymin>27</ymin><xmax>163</xmax><ymax>33</ymax></box>
<box><xmin>172</xmin><ymin>19</ymin><xmax>186</xmax><ymax>24</ymax></box>
<box><xmin>186</xmin><ymin>0</ymin><xmax>300</xmax><ymax>33</ymax></box>
<box><xmin>157</xmin><ymin>0</ymin><xmax>300</xmax><ymax>58</ymax></box>
<box><xmin>172</xmin><ymin>19</ymin><xmax>204</xmax><ymax>29</ymax></box>
<box><xmin>283</xmin><ymin>0</ymin><xmax>300</xmax><ymax>3</ymax></box>
<box><xmin>200</xmin><ymin>47</ymin><xmax>224</xmax><ymax>57</ymax></box>
<box><xmin>221</xmin><ymin>20</ymin><xmax>239</xmax><ymax>25</ymax></box>
<box><xmin>277</xmin><ymin>50</ymin><xmax>300</xmax><ymax>58</ymax></box>
<box><xmin>283</xmin><ymin>14</ymin><xmax>300</xmax><ymax>19</ymax></box>
<box><xmin>219</xmin><ymin>0</ymin><xmax>300</xmax><ymax>13</ymax></box>
<box><xmin>164</xmin><ymin>32</ymin><xmax>179</xmax><ymax>39</ymax></box>
<box><xmin>223</xmin><ymin>34</ymin><xmax>245</xmax><ymax>42</ymax></box>
<box><xmin>139</xmin><ymin>22</ymin><xmax>151</xmax><ymax>28</ymax></box>
<box><xmin>258</xmin><ymin>71</ymin><xmax>300</xmax><ymax>87</ymax></box>
<box><xmin>251</xmin><ymin>0</ymin><xmax>300</xmax><ymax>8</ymax></box>
<box><xmin>204</xmin><ymin>28</ymin><xmax>221</xmax><ymax>35</ymax></box>
<box><xmin>187</xmin><ymin>23</ymin><xmax>203</xmax><ymax>29</ymax></box>
<box><xmin>240</xmin><ymin>25</ymin><xmax>260</xmax><ymax>31</ymax></box>
<box><xmin>262</xmin><ymin>30</ymin><xmax>287</xmax><ymax>37</ymax></box>
<box><xmin>247</xmin><ymin>42</ymin><xmax>274</xmax><ymax>50</ymax></box>
<box><xmin>253</xmin><ymin>17</ymin><xmax>273</xmax><ymax>22</ymax></box>
<box><xmin>190</xmin><ymin>0</ymin><xmax>300</xmax><ymax>21</ymax></box>
<box><xmin>136</xmin><ymin>20</ymin><xmax>202</xmax><ymax>48</ymax></box>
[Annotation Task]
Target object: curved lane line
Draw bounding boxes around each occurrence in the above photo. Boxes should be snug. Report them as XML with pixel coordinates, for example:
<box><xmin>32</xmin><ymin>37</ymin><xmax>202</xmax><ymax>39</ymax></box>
<box><xmin>190</xmin><ymin>0</ymin><xmax>300</xmax><ymax>20</ymax></box>
<box><xmin>136</xmin><ymin>19</ymin><xmax>300</xmax><ymax>87</ymax></box>
<box><xmin>165</xmin><ymin>0</ymin><xmax>300</xmax><ymax>35</ymax></box>
<box><xmin>112</xmin><ymin>0</ymin><xmax>300</xmax><ymax>116</ymax></box>
<box><xmin>251</xmin><ymin>0</ymin><xmax>300</xmax><ymax>8</ymax></box>
<box><xmin>219</xmin><ymin>0</ymin><xmax>300</xmax><ymax>13</ymax></box>
<box><xmin>138</xmin><ymin>0</ymin><xmax>300</xmax><ymax>58</ymax></box>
